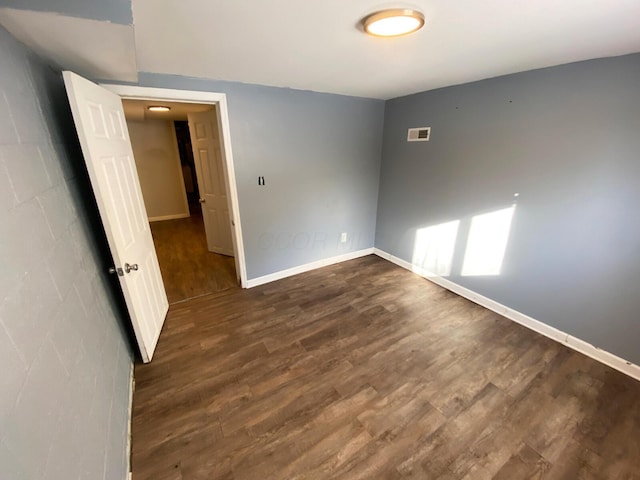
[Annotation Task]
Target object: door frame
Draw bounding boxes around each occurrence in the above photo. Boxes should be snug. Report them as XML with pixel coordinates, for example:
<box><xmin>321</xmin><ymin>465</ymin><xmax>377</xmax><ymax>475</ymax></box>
<box><xmin>101</xmin><ymin>84</ymin><xmax>247</xmax><ymax>288</ymax></box>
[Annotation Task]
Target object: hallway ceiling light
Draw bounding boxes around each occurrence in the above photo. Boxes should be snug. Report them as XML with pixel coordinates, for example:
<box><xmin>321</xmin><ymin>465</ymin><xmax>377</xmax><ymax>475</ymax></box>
<box><xmin>363</xmin><ymin>9</ymin><xmax>425</xmax><ymax>37</ymax></box>
<box><xmin>147</xmin><ymin>105</ymin><xmax>171</xmax><ymax>112</ymax></box>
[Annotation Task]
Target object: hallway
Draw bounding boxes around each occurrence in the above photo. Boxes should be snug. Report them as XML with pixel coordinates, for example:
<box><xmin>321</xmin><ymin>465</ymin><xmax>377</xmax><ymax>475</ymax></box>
<box><xmin>150</xmin><ymin>209</ymin><xmax>237</xmax><ymax>303</ymax></box>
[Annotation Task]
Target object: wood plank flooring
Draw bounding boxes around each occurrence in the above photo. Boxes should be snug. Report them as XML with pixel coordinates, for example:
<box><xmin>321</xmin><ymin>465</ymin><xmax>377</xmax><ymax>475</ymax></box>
<box><xmin>131</xmin><ymin>255</ymin><xmax>640</xmax><ymax>479</ymax></box>
<box><xmin>149</xmin><ymin>208</ymin><xmax>237</xmax><ymax>304</ymax></box>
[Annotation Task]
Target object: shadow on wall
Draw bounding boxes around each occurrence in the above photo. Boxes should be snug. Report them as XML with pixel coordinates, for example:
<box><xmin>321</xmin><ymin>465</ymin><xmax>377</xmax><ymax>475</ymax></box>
<box><xmin>411</xmin><ymin>202</ymin><xmax>517</xmax><ymax>279</ymax></box>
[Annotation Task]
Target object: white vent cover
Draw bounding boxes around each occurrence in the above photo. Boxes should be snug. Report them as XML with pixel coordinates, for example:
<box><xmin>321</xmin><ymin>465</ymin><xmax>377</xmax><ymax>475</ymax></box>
<box><xmin>407</xmin><ymin>127</ymin><xmax>431</xmax><ymax>142</ymax></box>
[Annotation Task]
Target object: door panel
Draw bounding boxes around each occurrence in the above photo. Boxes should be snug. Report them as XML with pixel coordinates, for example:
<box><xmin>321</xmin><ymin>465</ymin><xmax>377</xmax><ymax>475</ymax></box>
<box><xmin>63</xmin><ymin>71</ymin><xmax>168</xmax><ymax>363</ymax></box>
<box><xmin>188</xmin><ymin>110</ymin><xmax>234</xmax><ymax>256</ymax></box>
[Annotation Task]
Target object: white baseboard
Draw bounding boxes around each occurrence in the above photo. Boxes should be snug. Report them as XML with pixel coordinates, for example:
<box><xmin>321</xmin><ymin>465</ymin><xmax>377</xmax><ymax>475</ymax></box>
<box><xmin>148</xmin><ymin>213</ymin><xmax>190</xmax><ymax>222</ymax></box>
<box><xmin>126</xmin><ymin>363</ymin><xmax>134</xmax><ymax>480</ymax></box>
<box><xmin>373</xmin><ymin>248</ymin><xmax>640</xmax><ymax>382</ymax></box>
<box><xmin>246</xmin><ymin>248</ymin><xmax>375</xmax><ymax>288</ymax></box>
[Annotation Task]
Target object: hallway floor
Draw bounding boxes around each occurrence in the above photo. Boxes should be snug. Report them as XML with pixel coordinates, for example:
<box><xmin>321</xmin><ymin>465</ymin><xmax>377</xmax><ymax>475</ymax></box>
<box><xmin>150</xmin><ymin>209</ymin><xmax>237</xmax><ymax>303</ymax></box>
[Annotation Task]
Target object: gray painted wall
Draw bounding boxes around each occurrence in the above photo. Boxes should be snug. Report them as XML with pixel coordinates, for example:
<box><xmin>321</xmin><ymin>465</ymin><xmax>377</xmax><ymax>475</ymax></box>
<box><xmin>376</xmin><ymin>54</ymin><xmax>640</xmax><ymax>364</ymax></box>
<box><xmin>0</xmin><ymin>0</ymin><xmax>132</xmax><ymax>24</ymax></box>
<box><xmin>133</xmin><ymin>73</ymin><xmax>385</xmax><ymax>279</ymax></box>
<box><xmin>0</xmin><ymin>26</ymin><xmax>132</xmax><ymax>479</ymax></box>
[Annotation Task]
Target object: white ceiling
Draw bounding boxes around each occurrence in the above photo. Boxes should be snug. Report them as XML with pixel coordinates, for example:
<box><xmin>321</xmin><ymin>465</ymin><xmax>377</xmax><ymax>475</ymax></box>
<box><xmin>2</xmin><ymin>0</ymin><xmax>640</xmax><ymax>99</ymax></box>
<box><xmin>0</xmin><ymin>8</ymin><xmax>138</xmax><ymax>82</ymax></box>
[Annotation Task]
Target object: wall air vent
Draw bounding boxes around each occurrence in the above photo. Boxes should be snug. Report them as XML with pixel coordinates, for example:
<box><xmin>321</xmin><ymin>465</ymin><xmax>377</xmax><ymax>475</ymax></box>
<box><xmin>407</xmin><ymin>127</ymin><xmax>431</xmax><ymax>142</ymax></box>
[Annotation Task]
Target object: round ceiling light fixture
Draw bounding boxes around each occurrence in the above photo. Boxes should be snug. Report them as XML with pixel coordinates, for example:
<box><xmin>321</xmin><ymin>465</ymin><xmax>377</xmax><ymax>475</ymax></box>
<box><xmin>363</xmin><ymin>9</ymin><xmax>425</xmax><ymax>37</ymax></box>
<box><xmin>147</xmin><ymin>105</ymin><xmax>171</xmax><ymax>112</ymax></box>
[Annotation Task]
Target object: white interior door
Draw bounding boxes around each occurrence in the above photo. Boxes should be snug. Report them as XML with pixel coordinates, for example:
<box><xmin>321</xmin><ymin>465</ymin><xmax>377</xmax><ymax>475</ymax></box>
<box><xmin>63</xmin><ymin>71</ymin><xmax>168</xmax><ymax>363</ymax></box>
<box><xmin>188</xmin><ymin>109</ymin><xmax>234</xmax><ymax>256</ymax></box>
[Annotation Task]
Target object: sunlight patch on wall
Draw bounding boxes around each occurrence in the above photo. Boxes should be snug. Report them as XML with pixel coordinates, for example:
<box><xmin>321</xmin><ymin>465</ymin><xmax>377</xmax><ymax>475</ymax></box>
<box><xmin>461</xmin><ymin>206</ymin><xmax>515</xmax><ymax>276</ymax></box>
<box><xmin>412</xmin><ymin>220</ymin><xmax>460</xmax><ymax>277</ymax></box>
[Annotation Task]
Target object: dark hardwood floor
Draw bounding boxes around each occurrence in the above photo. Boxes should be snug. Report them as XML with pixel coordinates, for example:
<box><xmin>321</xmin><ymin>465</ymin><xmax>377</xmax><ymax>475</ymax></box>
<box><xmin>131</xmin><ymin>255</ymin><xmax>640</xmax><ymax>479</ymax></box>
<box><xmin>149</xmin><ymin>207</ymin><xmax>237</xmax><ymax>304</ymax></box>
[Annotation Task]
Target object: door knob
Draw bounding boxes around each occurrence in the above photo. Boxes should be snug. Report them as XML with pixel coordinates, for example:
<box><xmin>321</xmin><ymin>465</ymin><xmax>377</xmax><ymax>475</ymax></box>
<box><xmin>124</xmin><ymin>263</ymin><xmax>138</xmax><ymax>274</ymax></box>
<box><xmin>199</xmin><ymin>198</ymin><xmax>206</xmax><ymax>203</ymax></box>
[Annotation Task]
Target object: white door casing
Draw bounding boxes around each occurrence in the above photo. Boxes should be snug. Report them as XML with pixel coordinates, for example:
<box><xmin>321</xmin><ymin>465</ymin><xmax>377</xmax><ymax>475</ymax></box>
<box><xmin>188</xmin><ymin>109</ymin><xmax>234</xmax><ymax>256</ymax></box>
<box><xmin>63</xmin><ymin>71</ymin><xmax>169</xmax><ymax>363</ymax></box>
<box><xmin>99</xmin><ymin>84</ymin><xmax>246</xmax><ymax>287</ymax></box>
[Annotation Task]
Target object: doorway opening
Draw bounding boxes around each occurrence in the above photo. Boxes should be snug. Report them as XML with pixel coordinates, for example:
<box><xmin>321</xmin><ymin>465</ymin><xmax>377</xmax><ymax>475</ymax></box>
<box><xmin>107</xmin><ymin>85</ymin><xmax>247</xmax><ymax>302</ymax></box>
<box><xmin>174</xmin><ymin>120</ymin><xmax>200</xmax><ymax>214</ymax></box>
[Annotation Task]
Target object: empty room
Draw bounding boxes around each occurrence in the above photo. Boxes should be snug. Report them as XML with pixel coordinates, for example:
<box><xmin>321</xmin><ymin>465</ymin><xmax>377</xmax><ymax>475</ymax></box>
<box><xmin>0</xmin><ymin>1</ymin><xmax>639</xmax><ymax>480</ymax></box>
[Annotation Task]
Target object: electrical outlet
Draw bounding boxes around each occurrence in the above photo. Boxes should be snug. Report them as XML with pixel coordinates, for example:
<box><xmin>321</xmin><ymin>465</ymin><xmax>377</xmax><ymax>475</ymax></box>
<box><xmin>340</xmin><ymin>232</ymin><xmax>347</xmax><ymax>243</ymax></box>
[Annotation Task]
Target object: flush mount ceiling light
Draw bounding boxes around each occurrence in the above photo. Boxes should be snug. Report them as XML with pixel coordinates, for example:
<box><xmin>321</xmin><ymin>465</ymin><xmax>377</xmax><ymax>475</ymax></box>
<box><xmin>363</xmin><ymin>9</ymin><xmax>425</xmax><ymax>37</ymax></box>
<box><xmin>362</xmin><ymin>8</ymin><xmax>424</xmax><ymax>37</ymax></box>
<box><xmin>147</xmin><ymin>105</ymin><xmax>171</xmax><ymax>112</ymax></box>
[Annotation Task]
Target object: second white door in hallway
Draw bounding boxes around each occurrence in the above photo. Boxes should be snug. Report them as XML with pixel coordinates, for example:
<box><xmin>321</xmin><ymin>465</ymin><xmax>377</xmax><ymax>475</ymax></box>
<box><xmin>188</xmin><ymin>109</ymin><xmax>234</xmax><ymax>257</ymax></box>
